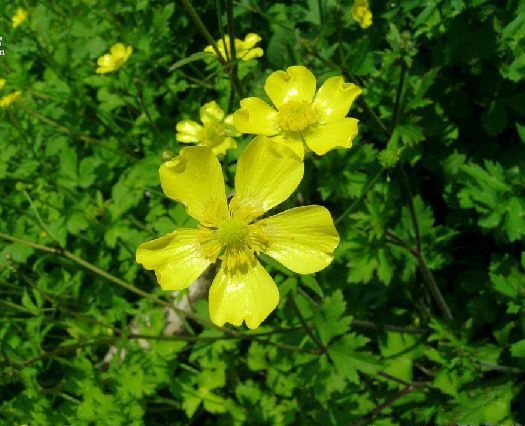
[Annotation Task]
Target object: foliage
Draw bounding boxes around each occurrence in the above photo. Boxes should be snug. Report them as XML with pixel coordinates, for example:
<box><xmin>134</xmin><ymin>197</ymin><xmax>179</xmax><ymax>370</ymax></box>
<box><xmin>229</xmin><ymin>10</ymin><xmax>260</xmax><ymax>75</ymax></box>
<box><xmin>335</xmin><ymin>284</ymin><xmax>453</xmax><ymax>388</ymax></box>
<box><xmin>2</xmin><ymin>0</ymin><xmax>525</xmax><ymax>424</ymax></box>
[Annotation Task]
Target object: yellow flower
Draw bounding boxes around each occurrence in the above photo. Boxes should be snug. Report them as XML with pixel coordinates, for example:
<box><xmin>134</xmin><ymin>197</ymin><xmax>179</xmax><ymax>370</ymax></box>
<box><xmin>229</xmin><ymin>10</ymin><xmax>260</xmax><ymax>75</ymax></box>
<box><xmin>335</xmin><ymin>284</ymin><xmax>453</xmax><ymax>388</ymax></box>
<box><xmin>0</xmin><ymin>79</ymin><xmax>6</xmax><ymax>90</ymax></box>
<box><xmin>233</xmin><ymin>65</ymin><xmax>362</xmax><ymax>158</ymax></box>
<box><xmin>136</xmin><ymin>137</ymin><xmax>339</xmax><ymax>329</ymax></box>
<box><xmin>204</xmin><ymin>33</ymin><xmax>263</xmax><ymax>62</ymax></box>
<box><xmin>0</xmin><ymin>91</ymin><xmax>22</xmax><ymax>108</ymax></box>
<box><xmin>12</xmin><ymin>8</ymin><xmax>28</xmax><ymax>28</ymax></box>
<box><xmin>95</xmin><ymin>43</ymin><xmax>133</xmax><ymax>74</ymax></box>
<box><xmin>176</xmin><ymin>101</ymin><xmax>239</xmax><ymax>156</ymax></box>
<box><xmin>351</xmin><ymin>0</ymin><xmax>373</xmax><ymax>29</ymax></box>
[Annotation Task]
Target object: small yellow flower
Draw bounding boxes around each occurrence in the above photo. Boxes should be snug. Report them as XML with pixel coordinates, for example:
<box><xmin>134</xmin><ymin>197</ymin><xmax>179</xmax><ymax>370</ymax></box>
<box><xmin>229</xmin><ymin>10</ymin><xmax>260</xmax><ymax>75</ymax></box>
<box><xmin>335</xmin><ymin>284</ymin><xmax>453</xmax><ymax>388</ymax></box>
<box><xmin>136</xmin><ymin>137</ymin><xmax>339</xmax><ymax>329</ymax></box>
<box><xmin>0</xmin><ymin>91</ymin><xmax>22</xmax><ymax>108</ymax></box>
<box><xmin>351</xmin><ymin>0</ymin><xmax>373</xmax><ymax>29</ymax></box>
<box><xmin>233</xmin><ymin>65</ymin><xmax>362</xmax><ymax>158</ymax></box>
<box><xmin>95</xmin><ymin>43</ymin><xmax>133</xmax><ymax>74</ymax></box>
<box><xmin>204</xmin><ymin>33</ymin><xmax>263</xmax><ymax>62</ymax></box>
<box><xmin>12</xmin><ymin>8</ymin><xmax>28</xmax><ymax>28</ymax></box>
<box><xmin>0</xmin><ymin>79</ymin><xmax>6</xmax><ymax>90</ymax></box>
<box><xmin>176</xmin><ymin>101</ymin><xmax>239</xmax><ymax>156</ymax></box>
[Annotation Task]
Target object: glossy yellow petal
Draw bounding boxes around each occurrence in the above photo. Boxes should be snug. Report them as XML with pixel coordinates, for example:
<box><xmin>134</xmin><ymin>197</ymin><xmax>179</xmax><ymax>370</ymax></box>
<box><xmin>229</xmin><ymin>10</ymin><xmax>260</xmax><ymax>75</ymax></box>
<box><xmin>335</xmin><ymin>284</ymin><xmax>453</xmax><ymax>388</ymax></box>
<box><xmin>136</xmin><ymin>229</ymin><xmax>212</xmax><ymax>290</ymax></box>
<box><xmin>258</xmin><ymin>206</ymin><xmax>339</xmax><ymax>274</ymax></box>
<box><xmin>0</xmin><ymin>79</ymin><xmax>6</xmax><ymax>90</ymax></box>
<box><xmin>241</xmin><ymin>47</ymin><xmax>264</xmax><ymax>61</ymax></box>
<box><xmin>200</xmin><ymin>101</ymin><xmax>225</xmax><ymax>125</ymax></box>
<box><xmin>242</xmin><ymin>33</ymin><xmax>262</xmax><ymax>49</ymax></box>
<box><xmin>175</xmin><ymin>120</ymin><xmax>202</xmax><ymax>143</ymax></box>
<box><xmin>304</xmin><ymin>118</ymin><xmax>359</xmax><ymax>155</ymax></box>
<box><xmin>230</xmin><ymin>136</ymin><xmax>303</xmax><ymax>222</ymax></box>
<box><xmin>270</xmin><ymin>133</ymin><xmax>305</xmax><ymax>159</ymax></box>
<box><xmin>110</xmin><ymin>43</ymin><xmax>127</xmax><ymax>57</ymax></box>
<box><xmin>223</xmin><ymin>114</ymin><xmax>240</xmax><ymax>136</ymax></box>
<box><xmin>313</xmin><ymin>77</ymin><xmax>362</xmax><ymax>123</ymax></box>
<box><xmin>211</xmin><ymin>137</ymin><xmax>237</xmax><ymax>156</ymax></box>
<box><xmin>95</xmin><ymin>54</ymin><xmax>114</xmax><ymax>73</ymax></box>
<box><xmin>233</xmin><ymin>98</ymin><xmax>279</xmax><ymax>136</ymax></box>
<box><xmin>264</xmin><ymin>66</ymin><xmax>316</xmax><ymax>110</ymax></box>
<box><xmin>209</xmin><ymin>261</ymin><xmax>279</xmax><ymax>329</ymax></box>
<box><xmin>160</xmin><ymin>146</ymin><xmax>229</xmax><ymax>226</ymax></box>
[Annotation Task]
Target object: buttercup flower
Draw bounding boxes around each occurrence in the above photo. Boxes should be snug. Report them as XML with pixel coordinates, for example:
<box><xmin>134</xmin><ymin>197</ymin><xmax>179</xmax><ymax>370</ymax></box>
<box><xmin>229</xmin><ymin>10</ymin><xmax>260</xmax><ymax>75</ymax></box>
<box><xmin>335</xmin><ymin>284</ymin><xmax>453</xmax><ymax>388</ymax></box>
<box><xmin>351</xmin><ymin>0</ymin><xmax>373</xmax><ymax>29</ymax></box>
<box><xmin>0</xmin><ymin>79</ymin><xmax>6</xmax><ymax>90</ymax></box>
<box><xmin>233</xmin><ymin>66</ymin><xmax>362</xmax><ymax>158</ymax></box>
<box><xmin>0</xmin><ymin>91</ymin><xmax>22</xmax><ymax>108</ymax></box>
<box><xmin>136</xmin><ymin>137</ymin><xmax>339</xmax><ymax>329</ymax></box>
<box><xmin>12</xmin><ymin>8</ymin><xmax>28</xmax><ymax>28</ymax></box>
<box><xmin>204</xmin><ymin>33</ymin><xmax>263</xmax><ymax>62</ymax></box>
<box><xmin>176</xmin><ymin>101</ymin><xmax>239</xmax><ymax>156</ymax></box>
<box><xmin>95</xmin><ymin>43</ymin><xmax>133</xmax><ymax>74</ymax></box>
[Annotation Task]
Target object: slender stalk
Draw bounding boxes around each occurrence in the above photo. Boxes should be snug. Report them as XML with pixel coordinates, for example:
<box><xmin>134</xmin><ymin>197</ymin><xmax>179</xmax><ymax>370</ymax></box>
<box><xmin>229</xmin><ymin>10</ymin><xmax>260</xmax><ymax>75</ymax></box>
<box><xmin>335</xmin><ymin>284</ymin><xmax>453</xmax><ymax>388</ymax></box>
<box><xmin>391</xmin><ymin>59</ymin><xmax>407</xmax><ymax>134</ymax></box>
<box><xmin>335</xmin><ymin>167</ymin><xmax>384</xmax><ymax>226</ymax></box>
<box><xmin>399</xmin><ymin>167</ymin><xmax>422</xmax><ymax>253</ymax></box>
<box><xmin>385</xmin><ymin>231</ymin><xmax>453</xmax><ymax>321</ymax></box>
<box><xmin>225</xmin><ymin>0</ymin><xmax>244</xmax><ymax>101</ymax></box>
<box><xmin>180</xmin><ymin>0</ymin><xmax>226</xmax><ymax>64</ymax></box>
<box><xmin>290</xmin><ymin>296</ymin><xmax>326</xmax><ymax>352</ymax></box>
<box><xmin>353</xmin><ymin>381</ymin><xmax>427</xmax><ymax>426</ymax></box>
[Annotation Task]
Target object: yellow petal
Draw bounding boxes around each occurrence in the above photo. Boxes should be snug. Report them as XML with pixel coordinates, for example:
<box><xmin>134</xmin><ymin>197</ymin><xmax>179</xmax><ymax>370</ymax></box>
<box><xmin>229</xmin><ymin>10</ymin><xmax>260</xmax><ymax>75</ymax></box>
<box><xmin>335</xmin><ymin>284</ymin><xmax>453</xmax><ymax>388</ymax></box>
<box><xmin>233</xmin><ymin>98</ymin><xmax>279</xmax><ymax>136</ymax></box>
<box><xmin>209</xmin><ymin>261</ymin><xmax>279</xmax><ymax>329</ymax></box>
<box><xmin>258</xmin><ymin>206</ymin><xmax>339</xmax><ymax>274</ymax></box>
<box><xmin>241</xmin><ymin>47</ymin><xmax>264</xmax><ymax>61</ymax></box>
<box><xmin>160</xmin><ymin>146</ymin><xmax>229</xmax><ymax>226</ymax></box>
<box><xmin>200</xmin><ymin>101</ymin><xmax>225</xmax><ymax>125</ymax></box>
<box><xmin>313</xmin><ymin>77</ymin><xmax>362</xmax><ymax>123</ymax></box>
<box><xmin>270</xmin><ymin>133</ymin><xmax>305</xmax><ymax>159</ymax></box>
<box><xmin>264</xmin><ymin>66</ymin><xmax>316</xmax><ymax>110</ymax></box>
<box><xmin>136</xmin><ymin>229</ymin><xmax>212</xmax><ymax>290</ymax></box>
<box><xmin>0</xmin><ymin>79</ymin><xmax>6</xmax><ymax>90</ymax></box>
<box><xmin>211</xmin><ymin>137</ymin><xmax>237</xmax><ymax>156</ymax></box>
<box><xmin>242</xmin><ymin>33</ymin><xmax>262</xmax><ymax>49</ymax></box>
<box><xmin>304</xmin><ymin>118</ymin><xmax>359</xmax><ymax>155</ymax></box>
<box><xmin>230</xmin><ymin>136</ymin><xmax>303</xmax><ymax>221</ymax></box>
<box><xmin>110</xmin><ymin>43</ymin><xmax>126</xmax><ymax>57</ymax></box>
<box><xmin>97</xmin><ymin>54</ymin><xmax>113</xmax><ymax>67</ymax></box>
<box><xmin>175</xmin><ymin>120</ymin><xmax>202</xmax><ymax>143</ymax></box>
<box><xmin>223</xmin><ymin>114</ymin><xmax>240</xmax><ymax>136</ymax></box>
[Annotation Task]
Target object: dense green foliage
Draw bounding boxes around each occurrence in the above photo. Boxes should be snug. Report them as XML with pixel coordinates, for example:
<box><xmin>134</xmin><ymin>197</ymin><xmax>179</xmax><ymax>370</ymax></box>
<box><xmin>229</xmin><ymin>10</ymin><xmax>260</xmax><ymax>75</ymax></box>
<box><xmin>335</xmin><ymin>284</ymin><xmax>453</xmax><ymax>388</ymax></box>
<box><xmin>2</xmin><ymin>0</ymin><xmax>525</xmax><ymax>424</ymax></box>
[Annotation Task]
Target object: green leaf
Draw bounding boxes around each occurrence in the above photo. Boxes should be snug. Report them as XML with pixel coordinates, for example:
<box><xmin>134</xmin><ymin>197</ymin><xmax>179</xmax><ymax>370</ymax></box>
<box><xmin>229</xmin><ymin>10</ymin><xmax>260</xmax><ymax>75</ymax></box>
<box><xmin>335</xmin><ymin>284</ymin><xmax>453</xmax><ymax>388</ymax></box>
<box><xmin>328</xmin><ymin>335</ymin><xmax>377</xmax><ymax>384</ymax></box>
<box><xmin>313</xmin><ymin>290</ymin><xmax>352</xmax><ymax>344</ymax></box>
<box><xmin>510</xmin><ymin>339</ymin><xmax>525</xmax><ymax>358</ymax></box>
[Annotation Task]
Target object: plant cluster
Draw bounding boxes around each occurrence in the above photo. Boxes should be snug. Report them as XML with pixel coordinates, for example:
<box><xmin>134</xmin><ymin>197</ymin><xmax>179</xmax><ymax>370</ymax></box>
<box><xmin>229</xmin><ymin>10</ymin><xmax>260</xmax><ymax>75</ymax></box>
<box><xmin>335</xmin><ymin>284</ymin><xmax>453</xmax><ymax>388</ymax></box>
<box><xmin>1</xmin><ymin>0</ymin><xmax>525</xmax><ymax>424</ymax></box>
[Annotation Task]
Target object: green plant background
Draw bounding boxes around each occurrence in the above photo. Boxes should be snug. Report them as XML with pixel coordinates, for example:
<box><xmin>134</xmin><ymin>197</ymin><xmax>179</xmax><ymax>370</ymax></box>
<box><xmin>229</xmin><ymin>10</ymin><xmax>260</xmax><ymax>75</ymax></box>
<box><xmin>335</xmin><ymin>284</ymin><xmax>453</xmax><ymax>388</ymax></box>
<box><xmin>2</xmin><ymin>0</ymin><xmax>525</xmax><ymax>424</ymax></box>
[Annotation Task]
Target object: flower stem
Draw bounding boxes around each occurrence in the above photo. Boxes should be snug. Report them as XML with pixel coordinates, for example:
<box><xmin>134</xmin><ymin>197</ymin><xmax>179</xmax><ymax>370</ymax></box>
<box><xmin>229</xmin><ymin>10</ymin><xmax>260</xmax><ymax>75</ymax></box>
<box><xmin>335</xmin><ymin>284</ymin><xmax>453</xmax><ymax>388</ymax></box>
<box><xmin>385</xmin><ymin>231</ymin><xmax>453</xmax><ymax>321</ymax></box>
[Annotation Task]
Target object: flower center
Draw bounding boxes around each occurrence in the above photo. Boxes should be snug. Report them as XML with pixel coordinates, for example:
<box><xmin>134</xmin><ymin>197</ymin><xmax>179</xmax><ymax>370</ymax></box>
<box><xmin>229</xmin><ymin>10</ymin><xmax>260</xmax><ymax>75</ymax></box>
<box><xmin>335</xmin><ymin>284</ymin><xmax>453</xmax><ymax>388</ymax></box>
<box><xmin>277</xmin><ymin>100</ymin><xmax>318</xmax><ymax>132</ymax></box>
<box><xmin>199</xmin><ymin>122</ymin><xmax>226</xmax><ymax>147</ymax></box>
<box><xmin>197</xmin><ymin>216</ymin><xmax>269</xmax><ymax>274</ymax></box>
<box><xmin>216</xmin><ymin>219</ymin><xmax>247</xmax><ymax>248</ymax></box>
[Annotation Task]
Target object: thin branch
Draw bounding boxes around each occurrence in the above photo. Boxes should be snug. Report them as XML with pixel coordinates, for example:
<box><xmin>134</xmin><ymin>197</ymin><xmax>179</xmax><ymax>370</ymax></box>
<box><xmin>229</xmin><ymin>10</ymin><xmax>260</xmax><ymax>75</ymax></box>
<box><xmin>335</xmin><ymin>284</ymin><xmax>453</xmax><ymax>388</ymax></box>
<box><xmin>385</xmin><ymin>231</ymin><xmax>453</xmax><ymax>321</ymax></box>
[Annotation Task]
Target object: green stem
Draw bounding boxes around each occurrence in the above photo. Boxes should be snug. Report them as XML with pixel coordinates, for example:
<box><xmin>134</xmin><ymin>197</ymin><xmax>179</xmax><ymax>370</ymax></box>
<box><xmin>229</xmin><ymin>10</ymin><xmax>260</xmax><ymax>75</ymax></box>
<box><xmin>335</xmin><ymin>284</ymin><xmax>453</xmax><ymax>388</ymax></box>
<box><xmin>399</xmin><ymin>167</ymin><xmax>421</xmax><ymax>253</ymax></box>
<box><xmin>180</xmin><ymin>0</ymin><xmax>226</xmax><ymax>64</ymax></box>
<box><xmin>225</xmin><ymin>0</ymin><xmax>244</xmax><ymax>100</ymax></box>
<box><xmin>290</xmin><ymin>295</ymin><xmax>326</xmax><ymax>352</ymax></box>
<box><xmin>391</xmin><ymin>59</ymin><xmax>407</xmax><ymax>134</ymax></box>
<box><xmin>334</xmin><ymin>167</ymin><xmax>384</xmax><ymax>226</ymax></box>
<box><xmin>385</xmin><ymin>231</ymin><xmax>453</xmax><ymax>321</ymax></box>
